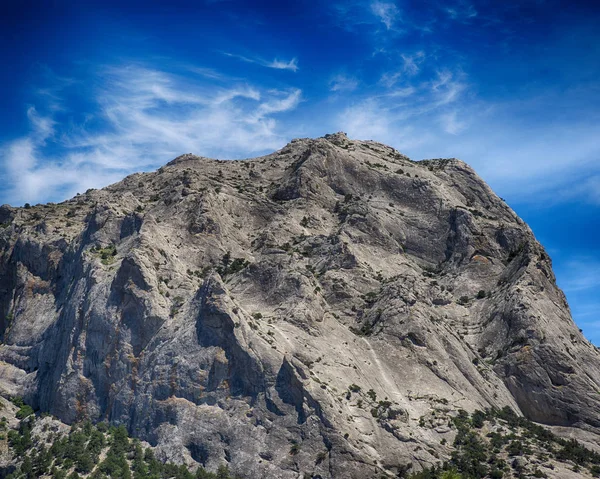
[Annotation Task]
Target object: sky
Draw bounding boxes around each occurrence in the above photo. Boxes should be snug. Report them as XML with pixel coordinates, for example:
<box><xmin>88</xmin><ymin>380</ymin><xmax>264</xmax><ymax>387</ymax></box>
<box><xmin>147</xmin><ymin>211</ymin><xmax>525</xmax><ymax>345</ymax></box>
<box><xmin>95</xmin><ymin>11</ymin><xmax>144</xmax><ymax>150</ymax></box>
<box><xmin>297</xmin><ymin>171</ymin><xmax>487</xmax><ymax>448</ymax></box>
<box><xmin>0</xmin><ymin>0</ymin><xmax>599</xmax><ymax>341</ymax></box>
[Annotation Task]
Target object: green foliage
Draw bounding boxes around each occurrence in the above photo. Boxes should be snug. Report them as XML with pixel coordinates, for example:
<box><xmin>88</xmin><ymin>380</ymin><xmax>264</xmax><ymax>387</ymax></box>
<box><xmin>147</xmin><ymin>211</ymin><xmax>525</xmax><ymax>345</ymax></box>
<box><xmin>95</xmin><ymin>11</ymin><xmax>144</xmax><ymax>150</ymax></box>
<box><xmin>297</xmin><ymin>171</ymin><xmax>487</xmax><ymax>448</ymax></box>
<box><xmin>440</xmin><ymin>471</ymin><xmax>463</xmax><ymax>479</ymax></box>
<box><xmin>555</xmin><ymin>438</ymin><xmax>600</xmax><ymax>466</ymax></box>
<box><xmin>470</xmin><ymin>410</ymin><xmax>485</xmax><ymax>429</ymax></box>
<box><xmin>488</xmin><ymin>468</ymin><xmax>504</xmax><ymax>479</ymax></box>
<box><xmin>363</xmin><ymin>291</ymin><xmax>378</xmax><ymax>304</ymax></box>
<box><xmin>11</xmin><ymin>397</ymin><xmax>600</xmax><ymax>479</ymax></box>
<box><xmin>216</xmin><ymin>465</ymin><xmax>233</xmax><ymax>479</ymax></box>
<box><xmin>412</xmin><ymin>406</ymin><xmax>600</xmax><ymax>479</ymax></box>
<box><xmin>92</xmin><ymin>245</ymin><xmax>118</xmax><ymax>265</ymax></box>
<box><xmin>366</xmin><ymin>389</ymin><xmax>377</xmax><ymax>402</ymax></box>
<box><xmin>216</xmin><ymin>251</ymin><xmax>249</xmax><ymax>278</ymax></box>
<box><xmin>506</xmin><ymin>439</ymin><xmax>529</xmax><ymax>457</ymax></box>
<box><xmin>8</xmin><ymin>418</ymin><xmax>33</xmax><ymax>455</ymax></box>
<box><xmin>289</xmin><ymin>442</ymin><xmax>300</xmax><ymax>455</ymax></box>
<box><xmin>457</xmin><ymin>296</ymin><xmax>470</xmax><ymax>305</ymax></box>
<box><xmin>450</xmin><ymin>416</ymin><xmax>488</xmax><ymax>477</ymax></box>
<box><xmin>349</xmin><ymin>322</ymin><xmax>374</xmax><ymax>336</ymax></box>
<box><xmin>4</xmin><ymin>401</ymin><xmax>238</xmax><ymax>479</ymax></box>
<box><xmin>16</xmin><ymin>404</ymin><xmax>34</xmax><ymax>419</ymax></box>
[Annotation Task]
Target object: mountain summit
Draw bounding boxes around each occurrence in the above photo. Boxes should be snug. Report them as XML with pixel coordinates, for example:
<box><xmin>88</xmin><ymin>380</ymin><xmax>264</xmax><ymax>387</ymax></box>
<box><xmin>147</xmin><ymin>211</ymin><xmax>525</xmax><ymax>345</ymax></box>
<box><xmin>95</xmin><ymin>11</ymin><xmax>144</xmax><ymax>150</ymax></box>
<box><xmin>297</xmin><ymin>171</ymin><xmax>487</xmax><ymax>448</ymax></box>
<box><xmin>0</xmin><ymin>133</ymin><xmax>598</xmax><ymax>478</ymax></box>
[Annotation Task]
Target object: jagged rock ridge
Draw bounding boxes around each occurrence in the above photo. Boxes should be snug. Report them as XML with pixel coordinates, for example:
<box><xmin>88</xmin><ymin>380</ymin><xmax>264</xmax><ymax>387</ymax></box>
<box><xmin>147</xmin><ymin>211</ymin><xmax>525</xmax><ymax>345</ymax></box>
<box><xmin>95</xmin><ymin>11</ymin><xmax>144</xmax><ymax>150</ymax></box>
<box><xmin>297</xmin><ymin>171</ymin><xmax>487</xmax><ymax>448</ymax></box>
<box><xmin>0</xmin><ymin>132</ymin><xmax>599</xmax><ymax>478</ymax></box>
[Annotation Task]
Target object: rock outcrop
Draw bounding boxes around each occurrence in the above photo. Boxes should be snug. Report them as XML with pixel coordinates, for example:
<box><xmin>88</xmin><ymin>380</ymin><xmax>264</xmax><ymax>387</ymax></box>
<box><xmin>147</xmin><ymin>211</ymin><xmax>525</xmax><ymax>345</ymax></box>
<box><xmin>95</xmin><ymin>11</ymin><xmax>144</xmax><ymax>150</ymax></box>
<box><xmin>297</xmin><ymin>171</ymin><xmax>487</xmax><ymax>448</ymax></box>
<box><xmin>0</xmin><ymin>132</ymin><xmax>599</xmax><ymax>478</ymax></box>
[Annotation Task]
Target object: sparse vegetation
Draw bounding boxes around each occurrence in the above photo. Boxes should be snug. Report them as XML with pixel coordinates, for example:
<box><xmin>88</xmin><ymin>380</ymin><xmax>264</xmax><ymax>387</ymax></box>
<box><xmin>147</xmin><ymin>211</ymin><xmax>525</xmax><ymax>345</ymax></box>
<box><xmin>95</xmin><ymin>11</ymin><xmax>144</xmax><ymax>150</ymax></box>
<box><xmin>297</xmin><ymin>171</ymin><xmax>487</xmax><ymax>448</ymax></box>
<box><xmin>407</xmin><ymin>407</ymin><xmax>600</xmax><ymax>478</ymax></box>
<box><xmin>216</xmin><ymin>252</ymin><xmax>250</xmax><ymax>278</ymax></box>
<box><xmin>349</xmin><ymin>322</ymin><xmax>374</xmax><ymax>337</ymax></box>
<box><xmin>170</xmin><ymin>296</ymin><xmax>185</xmax><ymax>317</ymax></box>
<box><xmin>3</xmin><ymin>401</ymin><xmax>240</xmax><ymax>479</ymax></box>
<box><xmin>91</xmin><ymin>245</ymin><xmax>117</xmax><ymax>265</ymax></box>
<box><xmin>457</xmin><ymin>296</ymin><xmax>470</xmax><ymax>306</ymax></box>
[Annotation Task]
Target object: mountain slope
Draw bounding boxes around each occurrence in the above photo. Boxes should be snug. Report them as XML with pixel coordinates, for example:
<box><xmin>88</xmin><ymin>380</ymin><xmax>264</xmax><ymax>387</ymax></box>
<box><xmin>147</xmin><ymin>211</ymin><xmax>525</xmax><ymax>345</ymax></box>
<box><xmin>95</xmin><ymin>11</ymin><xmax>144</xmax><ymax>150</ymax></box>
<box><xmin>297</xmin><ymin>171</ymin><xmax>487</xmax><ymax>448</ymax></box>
<box><xmin>0</xmin><ymin>132</ymin><xmax>598</xmax><ymax>478</ymax></box>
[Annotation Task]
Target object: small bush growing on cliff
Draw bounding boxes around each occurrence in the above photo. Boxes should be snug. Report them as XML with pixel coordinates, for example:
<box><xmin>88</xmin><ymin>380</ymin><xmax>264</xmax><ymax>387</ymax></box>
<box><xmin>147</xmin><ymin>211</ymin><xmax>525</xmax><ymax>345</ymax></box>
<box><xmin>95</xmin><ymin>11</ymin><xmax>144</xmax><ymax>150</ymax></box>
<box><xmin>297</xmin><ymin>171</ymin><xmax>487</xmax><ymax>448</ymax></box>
<box><xmin>91</xmin><ymin>245</ymin><xmax>117</xmax><ymax>265</ymax></box>
<box><xmin>457</xmin><ymin>296</ymin><xmax>470</xmax><ymax>305</ymax></box>
<box><xmin>16</xmin><ymin>404</ymin><xmax>34</xmax><ymax>420</ymax></box>
<box><xmin>216</xmin><ymin>252</ymin><xmax>249</xmax><ymax>278</ymax></box>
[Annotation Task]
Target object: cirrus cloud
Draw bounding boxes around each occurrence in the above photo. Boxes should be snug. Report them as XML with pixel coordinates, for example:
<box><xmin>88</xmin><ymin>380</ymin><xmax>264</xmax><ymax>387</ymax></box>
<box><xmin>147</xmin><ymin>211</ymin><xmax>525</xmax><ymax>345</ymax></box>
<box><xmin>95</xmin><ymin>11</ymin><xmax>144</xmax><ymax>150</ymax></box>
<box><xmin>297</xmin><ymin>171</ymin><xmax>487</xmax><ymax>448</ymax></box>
<box><xmin>0</xmin><ymin>64</ymin><xmax>302</xmax><ymax>205</ymax></box>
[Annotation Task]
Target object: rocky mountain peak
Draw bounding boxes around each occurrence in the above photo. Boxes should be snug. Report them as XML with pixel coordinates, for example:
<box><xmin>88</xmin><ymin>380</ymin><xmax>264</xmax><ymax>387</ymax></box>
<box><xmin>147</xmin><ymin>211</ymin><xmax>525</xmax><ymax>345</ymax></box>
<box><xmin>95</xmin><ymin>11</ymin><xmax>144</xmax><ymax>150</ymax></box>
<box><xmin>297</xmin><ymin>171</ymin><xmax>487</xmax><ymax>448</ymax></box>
<box><xmin>0</xmin><ymin>134</ymin><xmax>598</xmax><ymax>478</ymax></box>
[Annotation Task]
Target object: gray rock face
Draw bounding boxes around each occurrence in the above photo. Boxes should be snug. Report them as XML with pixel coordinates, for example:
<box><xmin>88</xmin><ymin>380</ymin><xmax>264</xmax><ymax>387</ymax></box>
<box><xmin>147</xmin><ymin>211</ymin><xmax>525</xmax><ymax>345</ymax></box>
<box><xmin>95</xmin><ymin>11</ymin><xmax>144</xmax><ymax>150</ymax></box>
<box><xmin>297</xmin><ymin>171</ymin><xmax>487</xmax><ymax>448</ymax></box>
<box><xmin>0</xmin><ymin>132</ymin><xmax>599</xmax><ymax>477</ymax></box>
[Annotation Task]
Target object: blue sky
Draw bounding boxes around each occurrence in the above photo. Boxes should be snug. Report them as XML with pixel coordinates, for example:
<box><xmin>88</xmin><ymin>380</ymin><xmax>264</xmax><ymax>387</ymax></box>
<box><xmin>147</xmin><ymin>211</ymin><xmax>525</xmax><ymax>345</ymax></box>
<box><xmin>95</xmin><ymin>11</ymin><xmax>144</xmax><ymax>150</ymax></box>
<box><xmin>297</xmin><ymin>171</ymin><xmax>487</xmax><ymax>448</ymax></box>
<box><xmin>1</xmin><ymin>0</ymin><xmax>599</xmax><ymax>341</ymax></box>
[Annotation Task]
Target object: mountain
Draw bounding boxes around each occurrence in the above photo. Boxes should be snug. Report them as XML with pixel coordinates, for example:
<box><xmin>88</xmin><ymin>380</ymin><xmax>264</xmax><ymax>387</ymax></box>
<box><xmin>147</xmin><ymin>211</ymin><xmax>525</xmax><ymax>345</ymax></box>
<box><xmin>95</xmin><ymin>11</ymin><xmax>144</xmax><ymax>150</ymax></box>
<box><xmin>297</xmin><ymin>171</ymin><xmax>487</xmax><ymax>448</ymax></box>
<box><xmin>0</xmin><ymin>132</ymin><xmax>599</xmax><ymax>478</ymax></box>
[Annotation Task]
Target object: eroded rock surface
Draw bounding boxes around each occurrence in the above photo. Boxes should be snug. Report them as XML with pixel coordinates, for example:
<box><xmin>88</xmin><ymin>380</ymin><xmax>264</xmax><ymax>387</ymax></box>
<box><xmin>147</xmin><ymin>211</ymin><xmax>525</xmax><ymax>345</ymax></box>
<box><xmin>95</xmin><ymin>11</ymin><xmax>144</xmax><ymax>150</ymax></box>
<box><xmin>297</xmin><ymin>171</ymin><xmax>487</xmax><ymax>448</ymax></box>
<box><xmin>0</xmin><ymin>133</ymin><xmax>599</xmax><ymax>478</ymax></box>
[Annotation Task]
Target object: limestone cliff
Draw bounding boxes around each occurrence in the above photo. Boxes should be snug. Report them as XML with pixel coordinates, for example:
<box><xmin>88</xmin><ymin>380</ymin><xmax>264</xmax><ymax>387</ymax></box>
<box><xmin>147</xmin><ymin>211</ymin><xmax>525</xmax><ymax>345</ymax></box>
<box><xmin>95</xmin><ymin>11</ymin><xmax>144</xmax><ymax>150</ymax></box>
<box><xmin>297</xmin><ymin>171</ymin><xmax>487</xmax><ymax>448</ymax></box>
<box><xmin>0</xmin><ymin>133</ymin><xmax>598</xmax><ymax>478</ymax></box>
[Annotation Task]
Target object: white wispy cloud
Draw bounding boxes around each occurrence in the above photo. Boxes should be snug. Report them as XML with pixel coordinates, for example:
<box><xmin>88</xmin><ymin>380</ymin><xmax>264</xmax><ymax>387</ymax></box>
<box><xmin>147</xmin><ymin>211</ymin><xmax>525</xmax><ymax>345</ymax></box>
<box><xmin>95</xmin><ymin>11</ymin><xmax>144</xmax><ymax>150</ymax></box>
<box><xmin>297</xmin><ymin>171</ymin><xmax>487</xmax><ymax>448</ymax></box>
<box><xmin>370</xmin><ymin>1</ymin><xmax>400</xmax><ymax>30</ymax></box>
<box><xmin>533</xmin><ymin>174</ymin><xmax>600</xmax><ymax>206</ymax></box>
<box><xmin>439</xmin><ymin>110</ymin><xmax>468</xmax><ymax>134</ymax></box>
<box><xmin>254</xmin><ymin>89</ymin><xmax>302</xmax><ymax>117</ymax></box>
<box><xmin>552</xmin><ymin>254</ymin><xmax>600</xmax><ymax>340</ymax></box>
<box><xmin>401</xmin><ymin>52</ymin><xmax>425</xmax><ymax>76</ymax></box>
<box><xmin>327</xmin><ymin>37</ymin><xmax>600</xmax><ymax>206</ymax></box>
<box><xmin>329</xmin><ymin>3</ymin><xmax>367</xmax><ymax>31</ymax></box>
<box><xmin>329</xmin><ymin>74</ymin><xmax>359</xmax><ymax>92</ymax></box>
<box><xmin>430</xmin><ymin>70</ymin><xmax>468</xmax><ymax>106</ymax></box>
<box><xmin>187</xmin><ymin>66</ymin><xmax>231</xmax><ymax>80</ymax></box>
<box><xmin>559</xmin><ymin>258</ymin><xmax>600</xmax><ymax>293</ymax></box>
<box><xmin>573</xmin><ymin>176</ymin><xmax>600</xmax><ymax>204</ymax></box>
<box><xmin>0</xmin><ymin>64</ymin><xmax>302</xmax><ymax>205</ymax></box>
<box><xmin>330</xmin><ymin>1</ymin><xmax>412</xmax><ymax>36</ymax></box>
<box><xmin>341</xmin><ymin>99</ymin><xmax>396</xmax><ymax>141</ymax></box>
<box><xmin>386</xmin><ymin>86</ymin><xmax>416</xmax><ymax>98</ymax></box>
<box><xmin>338</xmin><ymin>66</ymin><xmax>469</xmax><ymax>146</ymax></box>
<box><xmin>445</xmin><ymin>3</ymin><xmax>478</xmax><ymax>21</ymax></box>
<box><xmin>267</xmin><ymin>58</ymin><xmax>299</xmax><ymax>71</ymax></box>
<box><xmin>379</xmin><ymin>52</ymin><xmax>425</xmax><ymax>87</ymax></box>
<box><xmin>337</xmin><ymin>98</ymin><xmax>433</xmax><ymax>151</ymax></box>
<box><xmin>222</xmin><ymin>52</ymin><xmax>299</xmax><ymax>72</ymax></box>
<box><xmin>379</xmin><ymin>70</ymin><xmax>402</xmax><ymax>88</ymax></box>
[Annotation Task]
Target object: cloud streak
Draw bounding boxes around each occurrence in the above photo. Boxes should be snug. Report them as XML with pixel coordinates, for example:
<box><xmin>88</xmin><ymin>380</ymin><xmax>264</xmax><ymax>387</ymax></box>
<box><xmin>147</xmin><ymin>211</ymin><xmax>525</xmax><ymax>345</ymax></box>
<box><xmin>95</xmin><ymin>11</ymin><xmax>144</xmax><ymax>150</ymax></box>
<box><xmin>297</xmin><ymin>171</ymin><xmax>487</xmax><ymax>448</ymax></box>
<box><xmin>0</xmin><ymin>64</ymin><xmax>302</xmax><ymax>205</ymax></box>
<box><xmin>222</xmin><ymin>52</ymin><xmax>299</xmax><ymax>71</ymax></box>
<box><xmin>445</xmin><ymin>3</ymin><xmax>478</xmax><ymax>22</ymax></box>
<box><xmin>558</xmin><ymin>257</ymin><xmax>600</xmax><ymax>294</ymax></box>
<box><xmin>329</xmin><ymin>51</ymin><xmax>600</xmax><ymax>208</ymax></box>
<box><xmin>329</xmin><ymin>74</ymin><xmax>359</xmax><ymax>92</ymax></box>
<box><xmin>337</xmin><ymin>67</ymin><xmax>470</xmax><ymax>147</ymax></box>
<box><xmin>370</xmin><ymin>1</ymin><xmax>400</xmax><ymax>30</ymax></box>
